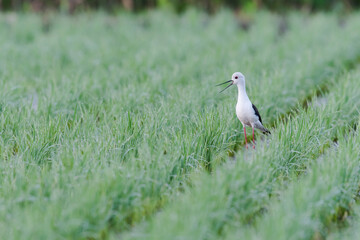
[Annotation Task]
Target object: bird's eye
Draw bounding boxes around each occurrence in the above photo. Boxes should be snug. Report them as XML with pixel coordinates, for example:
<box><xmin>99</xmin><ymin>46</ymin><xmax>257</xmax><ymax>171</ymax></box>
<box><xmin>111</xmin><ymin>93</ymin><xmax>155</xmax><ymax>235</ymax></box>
<box><xmin>235</xmin><ymin>76</ymin><xmax>238</xmax><ymax>79</ymax></box>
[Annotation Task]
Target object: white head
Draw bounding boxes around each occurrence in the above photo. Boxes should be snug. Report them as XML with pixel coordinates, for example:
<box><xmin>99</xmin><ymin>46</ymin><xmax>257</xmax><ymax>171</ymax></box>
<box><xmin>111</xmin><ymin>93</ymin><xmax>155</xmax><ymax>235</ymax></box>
<box><xmin>217</xmin><ymin>72</ymin><xmax>246</xmax><ymax>93</ymax></box>
<box><xmin>231</xmin><ymin>72</ymin><xmax>245</xmax><ymax>86</ymax></box>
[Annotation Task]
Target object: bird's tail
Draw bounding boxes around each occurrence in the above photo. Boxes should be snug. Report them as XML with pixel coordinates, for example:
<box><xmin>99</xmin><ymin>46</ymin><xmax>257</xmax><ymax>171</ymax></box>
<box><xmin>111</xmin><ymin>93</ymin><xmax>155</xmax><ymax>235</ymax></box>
<box><xmin>255</xmin><ymin>123</ymin><xmax>271</xmax><ymax>135</ymax></box>
<box><xmin>263</xmin><ymin>128</ymin><xmax>271</xmax><ymax>135</ymax></box>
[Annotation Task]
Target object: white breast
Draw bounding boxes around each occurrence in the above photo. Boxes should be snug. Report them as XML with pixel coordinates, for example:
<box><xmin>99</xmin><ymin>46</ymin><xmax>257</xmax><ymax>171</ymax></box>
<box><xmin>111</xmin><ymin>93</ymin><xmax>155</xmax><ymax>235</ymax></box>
<box><xmin>236</xmin><ymin>100</ymin><xmax>256</xmax><ymax>127</ymax></box>
<box><xmin>235</xmin><ymin>82</ymin><xmax>258</xmax><ymax>127</ymax></box>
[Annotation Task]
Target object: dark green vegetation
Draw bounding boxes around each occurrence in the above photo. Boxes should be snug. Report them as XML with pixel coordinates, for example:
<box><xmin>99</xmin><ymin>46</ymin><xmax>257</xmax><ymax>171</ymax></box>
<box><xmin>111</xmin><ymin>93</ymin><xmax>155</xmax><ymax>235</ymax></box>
<box><xmin>0</xmin><ymin>10</ymin><xmax>360</xmax><ymax>239</ymax></box>
<box><xmin>1</xmin><ymin>0</ymin><xmax>360</xmax><ymax>12</ymax></box>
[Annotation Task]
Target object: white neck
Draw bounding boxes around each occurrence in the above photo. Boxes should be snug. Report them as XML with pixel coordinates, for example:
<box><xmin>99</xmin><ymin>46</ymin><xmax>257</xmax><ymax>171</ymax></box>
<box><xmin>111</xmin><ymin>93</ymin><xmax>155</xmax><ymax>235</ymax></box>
<box><xmin>237</xmin><ymin>84</ymin><xmax>249</xmax><ymax>102</ymax></box>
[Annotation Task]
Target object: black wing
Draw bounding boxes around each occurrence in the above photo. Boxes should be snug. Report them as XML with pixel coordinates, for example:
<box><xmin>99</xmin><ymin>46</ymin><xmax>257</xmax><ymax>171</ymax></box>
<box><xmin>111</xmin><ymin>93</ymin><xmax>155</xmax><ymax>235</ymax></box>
<box><xmin>252</xmin><ymin>103</ymin><xmax>262</xmax><ymax>124</ymax></box>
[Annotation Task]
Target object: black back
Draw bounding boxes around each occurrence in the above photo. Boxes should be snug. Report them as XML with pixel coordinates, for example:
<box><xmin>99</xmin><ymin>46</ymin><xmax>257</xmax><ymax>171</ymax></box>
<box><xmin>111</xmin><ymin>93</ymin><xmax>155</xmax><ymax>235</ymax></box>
<box><xmin>252</xmin><ymin>104</ymin><xmax>262</xmax><ymax>123</ymax></box>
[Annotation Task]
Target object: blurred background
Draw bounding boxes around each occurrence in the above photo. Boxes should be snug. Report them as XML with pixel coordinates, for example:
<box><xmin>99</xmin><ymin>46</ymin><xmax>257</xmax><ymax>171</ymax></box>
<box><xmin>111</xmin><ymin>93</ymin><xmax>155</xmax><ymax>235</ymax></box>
<box><xmin>0</xmin><ymin>0</ymin><xmax>359</xmax><ymax>13</ymax></box>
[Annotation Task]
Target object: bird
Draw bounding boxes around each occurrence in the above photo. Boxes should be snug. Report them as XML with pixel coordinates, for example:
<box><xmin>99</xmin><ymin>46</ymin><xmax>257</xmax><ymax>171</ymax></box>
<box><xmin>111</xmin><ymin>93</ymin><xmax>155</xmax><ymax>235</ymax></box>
<box><xmin>217</xmin><ymin>72</ymin><xmax>270</xmax><ymax>149</ymax></box>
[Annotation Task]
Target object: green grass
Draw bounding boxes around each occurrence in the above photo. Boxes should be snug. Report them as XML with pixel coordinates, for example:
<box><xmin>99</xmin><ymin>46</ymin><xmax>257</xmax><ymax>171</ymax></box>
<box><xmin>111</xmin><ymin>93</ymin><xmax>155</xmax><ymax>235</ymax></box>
<box><xmin>224</xmin><ymin>71</ymin><xmax>360</xmax><ymax>240</ymax></box>
<box><xmin>1</xmin><ymin>10</ymin><xmax>360</xmax><ymax>239</ymax></box>
<box><xmin>329</xmin><ymin>205</ymin><xmax>360</xmax><ymax>240</ymax></box>
<box><xmin>123</xmin><ymin>68</ymin><xmax>360</xmax><ymax>240</ymax></box>
<box><xmin>228</xmin><ymin>125</ymin><xmax>360</xmax><ymax>240</ymax></box>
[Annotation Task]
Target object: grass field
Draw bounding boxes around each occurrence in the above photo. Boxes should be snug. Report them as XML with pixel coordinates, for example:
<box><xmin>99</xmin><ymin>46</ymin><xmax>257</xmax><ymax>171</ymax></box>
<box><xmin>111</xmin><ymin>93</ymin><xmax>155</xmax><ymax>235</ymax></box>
<box><xmin>0</xmin><ymin>10</ymin><xmax>360</xmax><ymax>240</ymax></box>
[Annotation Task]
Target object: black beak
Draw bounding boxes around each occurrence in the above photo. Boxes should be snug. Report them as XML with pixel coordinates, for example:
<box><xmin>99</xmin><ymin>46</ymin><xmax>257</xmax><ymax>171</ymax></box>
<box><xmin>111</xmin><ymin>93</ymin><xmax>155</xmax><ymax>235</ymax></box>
<box><xmin>216</xmin><ymin>80</ymin><xmax>233</xmax><ymax>93</ymax></box>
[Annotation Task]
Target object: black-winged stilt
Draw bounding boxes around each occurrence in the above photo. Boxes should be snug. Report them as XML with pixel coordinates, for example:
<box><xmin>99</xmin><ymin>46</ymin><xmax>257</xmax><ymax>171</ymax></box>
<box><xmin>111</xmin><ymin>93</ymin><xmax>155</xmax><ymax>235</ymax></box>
<box><xmin>217</xmin><ymin>72</ymin><xmax>270</xmax><ymax>149</ymax></box>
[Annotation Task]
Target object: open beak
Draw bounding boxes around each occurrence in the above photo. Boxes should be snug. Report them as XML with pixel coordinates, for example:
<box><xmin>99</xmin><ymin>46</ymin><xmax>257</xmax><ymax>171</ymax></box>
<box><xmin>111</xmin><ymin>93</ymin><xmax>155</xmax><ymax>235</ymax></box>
<box><xmin>216</xmin><ymin>80</ymin><xmax>233</xmax><ymax>93</ymax></box>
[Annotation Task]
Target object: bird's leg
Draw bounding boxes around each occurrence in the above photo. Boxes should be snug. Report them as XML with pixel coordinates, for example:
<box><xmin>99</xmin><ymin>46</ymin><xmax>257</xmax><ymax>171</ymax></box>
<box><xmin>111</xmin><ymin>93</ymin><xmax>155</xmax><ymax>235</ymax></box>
<box><xmin>243</xmin><ymin>127</ymin><xmax>248</xmax><ymax>149</ymax></box>
<box><xmin>252</xmin><ymin>127</ymin><xmax>255</xmax><ymax>149</ymax></box>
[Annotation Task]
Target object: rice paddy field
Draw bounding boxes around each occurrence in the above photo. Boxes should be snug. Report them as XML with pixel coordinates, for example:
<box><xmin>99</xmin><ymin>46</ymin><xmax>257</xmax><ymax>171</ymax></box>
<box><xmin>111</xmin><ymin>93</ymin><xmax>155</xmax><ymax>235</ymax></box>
<box><xmin>1</xmin><ymin>9</ymin><xmax>360</xmax><ymax>239</ymax></box>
